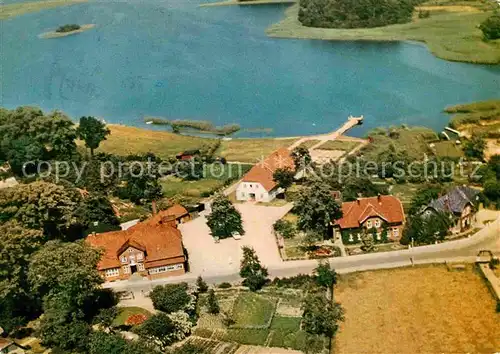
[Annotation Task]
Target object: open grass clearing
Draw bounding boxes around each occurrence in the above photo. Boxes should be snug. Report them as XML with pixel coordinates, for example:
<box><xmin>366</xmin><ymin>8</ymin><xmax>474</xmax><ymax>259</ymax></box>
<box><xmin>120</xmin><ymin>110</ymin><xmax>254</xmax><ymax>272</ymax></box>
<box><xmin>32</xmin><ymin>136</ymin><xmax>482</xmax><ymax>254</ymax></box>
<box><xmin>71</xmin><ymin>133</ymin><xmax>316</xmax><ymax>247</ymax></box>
<box><xmin>0</xmin><ymin>0</ymin><xmax>87</xmax><ymax>19</ymax></box>
<box><xmin>160</xmin><ymin>176</ymin><xmax>224</xmax><ymax>198</ymax></box>
<box><xmin>334</xmin><ymin>265</ymin><xmax>500</xmax><ymax>353</ymax></box>
<box><xmin>432</xmin><ymin>140</ymin><xmax>464</xmax><ymax>158</ymax></box>
<box><xmin>112</xmin><ymin>306</ymin><xmax>151</xmax><ymax>327</ymax></box>
<box><xmin>267</xmin><ymin>4</ymin><xmax>500</xmax><ymax>64</ymax></box>
<box><xmin>218</xmin><ymin>138</ymin><xmax>296</xmax><ymax>163</ymax></box>
<box><xmin>316</xmin><ymin>139</ymin><xmax>360</xmax><ymax>151</ymax></box>
<box><xmin>231</xmin><ymin>292</ymin><xmax>277</xmax><ymax>327</ymax></box>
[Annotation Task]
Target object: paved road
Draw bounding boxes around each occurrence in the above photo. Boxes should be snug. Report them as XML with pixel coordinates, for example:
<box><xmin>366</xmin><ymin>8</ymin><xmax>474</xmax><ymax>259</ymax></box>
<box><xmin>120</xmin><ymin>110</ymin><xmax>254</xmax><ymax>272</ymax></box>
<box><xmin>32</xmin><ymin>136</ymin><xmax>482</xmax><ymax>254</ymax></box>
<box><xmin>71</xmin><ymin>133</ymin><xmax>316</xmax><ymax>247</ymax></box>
<box><xmin>104</xmin><ymin>215</ymin><xmax>499</xmax><ymax>293</ymax></box>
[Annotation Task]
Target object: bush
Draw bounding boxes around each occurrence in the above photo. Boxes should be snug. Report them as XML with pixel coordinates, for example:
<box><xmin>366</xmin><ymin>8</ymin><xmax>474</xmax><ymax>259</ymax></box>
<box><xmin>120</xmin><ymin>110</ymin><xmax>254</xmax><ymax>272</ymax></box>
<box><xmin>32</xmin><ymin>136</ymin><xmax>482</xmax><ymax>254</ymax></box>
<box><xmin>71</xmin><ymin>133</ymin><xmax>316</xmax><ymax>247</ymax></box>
<box><xmin>56</xmin><ymin>24</ymin><xmax>81</xmax><ymax>33</ymax></box>
<box><xmin>480</xmin><ymin>14</ymin><xmax>500</xmax><ymax>40</ymax></box>
<box><xmin>418</xmin><ymin>10</ymin><xmax>430</xmax><ymax>19</ymax></box>
<box><xmin>273</xmin><ymin>219</ymin><xmax>296</xmax><ymax>239</ymax></box>
<box><xmin>218</xmin><ymin>282</ymin><xmax>232</xmax><ymax>289</ymax></box>
<box><xmin>270</xmin><ymin>274</ymin><xmax>315</xmax><ymax>289</ymax></box>
<box><xmin>150</xmin><ymin>283</ymin><xmax>192</xmax><ymax>314</ymax></box>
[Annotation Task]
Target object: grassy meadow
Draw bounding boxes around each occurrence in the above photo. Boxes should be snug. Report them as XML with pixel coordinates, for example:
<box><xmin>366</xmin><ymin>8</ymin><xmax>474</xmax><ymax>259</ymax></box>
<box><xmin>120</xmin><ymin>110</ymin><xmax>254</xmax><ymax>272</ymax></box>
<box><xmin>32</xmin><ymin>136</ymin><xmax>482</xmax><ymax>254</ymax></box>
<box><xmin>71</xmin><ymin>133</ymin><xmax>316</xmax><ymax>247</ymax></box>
<box><xmin>267</xmin><ymin>2</ymin><xmax>500</xmax><ymax>64</ymax></box>
<box><xmin>93</xmin><ymin>125</ymin><xmax>296</xmax><ymax>163</ymax></box>
<box><xmin>334</xmin><ymin>265</ymin><xmax>500</xmax><ymax>353</ymax></box>
<box><xmin>0</xmin><ymin>0</ymin><xmax>87</xmax><ymax>20</ymax></box>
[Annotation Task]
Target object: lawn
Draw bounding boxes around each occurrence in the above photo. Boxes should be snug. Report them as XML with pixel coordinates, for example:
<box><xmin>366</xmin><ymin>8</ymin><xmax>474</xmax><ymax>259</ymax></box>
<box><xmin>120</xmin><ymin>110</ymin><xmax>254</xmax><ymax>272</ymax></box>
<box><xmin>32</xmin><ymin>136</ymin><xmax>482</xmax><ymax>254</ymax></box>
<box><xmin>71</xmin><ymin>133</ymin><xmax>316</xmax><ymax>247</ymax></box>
<box><xmin>334</xmin><ymin>265</ymin><xmax>500</xmax><ymax>353</ymax></box>
<box><xmin>218</xmin><ymin>138</ymin><xmax>297</xmax><ymax>163</ymax></box>
<box><xmin>316</xmin><ymin>140</ymin><xmax>360</xmax><ymax>151</ymax></box>
<box><xmin>231</xmin><ymin>292</ymin><xmax>276</xmax><ymax>327</ymax></box>
<box><xmin>161</xmin><ymin>176</ymin><xmax>224</xmax><ymax>198</ymax></box>
<box><xmin>0</xmin><ymin>0</ymin><xmax>87</xmax><ymax>19</ymax></box>
<box><xmin>432</xmin><ymin>140</ymin><xmax>464</xmax><ymax>159</ymax></box>
<box><xmin>267</xmin><ymin>3</ymin><xmax>500</xmax><ymax>64</ymax></box>
<box><xmin>95</xmin><ymin>125</ymin><xmax>296</xmax><ymax>163</ymax></box>
<box><xmin>112</xmin><ymin>307</ymin><xmax>151</xmax><ymax>327</ymax></box>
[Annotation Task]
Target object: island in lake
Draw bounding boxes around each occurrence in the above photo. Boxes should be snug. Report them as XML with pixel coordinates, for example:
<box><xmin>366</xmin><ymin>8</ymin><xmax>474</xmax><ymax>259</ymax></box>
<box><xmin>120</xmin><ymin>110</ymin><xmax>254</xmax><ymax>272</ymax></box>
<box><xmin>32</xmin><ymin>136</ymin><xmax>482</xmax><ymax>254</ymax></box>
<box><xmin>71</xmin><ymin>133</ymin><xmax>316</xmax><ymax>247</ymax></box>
<box><xmin>39</xmin><ymin>24</ymin><xmax>95</xmax><ymax>39</ymax></box>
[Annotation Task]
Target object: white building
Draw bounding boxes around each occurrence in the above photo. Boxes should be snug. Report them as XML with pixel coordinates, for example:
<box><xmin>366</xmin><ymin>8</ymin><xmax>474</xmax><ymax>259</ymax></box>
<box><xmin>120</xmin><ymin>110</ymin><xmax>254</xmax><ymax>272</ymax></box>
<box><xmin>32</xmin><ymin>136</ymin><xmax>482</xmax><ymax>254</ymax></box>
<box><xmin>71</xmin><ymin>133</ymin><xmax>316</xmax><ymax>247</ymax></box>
<box><xmin>236</xmin><ymin>148</ymin><xmax>295</xmax><ymax>202</ymax></box>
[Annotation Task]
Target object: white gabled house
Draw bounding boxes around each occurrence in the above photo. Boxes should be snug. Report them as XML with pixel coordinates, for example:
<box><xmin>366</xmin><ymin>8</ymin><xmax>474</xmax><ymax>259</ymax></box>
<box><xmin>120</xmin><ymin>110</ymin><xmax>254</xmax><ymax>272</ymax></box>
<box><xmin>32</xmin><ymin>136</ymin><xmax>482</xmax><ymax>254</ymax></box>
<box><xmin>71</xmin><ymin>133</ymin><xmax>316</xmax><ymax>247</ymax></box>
<box><xmin>236</xmin><ymin>148</ymin><xmax>295</xmax><ymax>202</ymax></box>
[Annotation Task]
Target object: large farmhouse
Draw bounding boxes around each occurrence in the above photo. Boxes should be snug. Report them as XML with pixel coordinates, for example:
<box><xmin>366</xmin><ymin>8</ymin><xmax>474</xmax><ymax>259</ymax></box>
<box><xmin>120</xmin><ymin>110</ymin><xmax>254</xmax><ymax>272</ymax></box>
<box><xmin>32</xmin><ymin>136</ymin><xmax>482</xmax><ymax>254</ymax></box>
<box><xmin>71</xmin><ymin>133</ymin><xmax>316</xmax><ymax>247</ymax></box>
<box><xmin>86</xmin><ymin>205</ymin><xmax>188</xmax><ymax>281</ymax></box>
<box><xmin>333</xmin><ymin>195</ymin><xmax>406</xmax><ymax>244</ymax></box>
<box><xmin>236</xmin><ymin>147</ymin><xmax>295</xmax><ymax>202</ymax></box>
<box><xmin>422</xmin><ymin>186</ymin><xmax>480</xmax><ymax>233</ymax></box>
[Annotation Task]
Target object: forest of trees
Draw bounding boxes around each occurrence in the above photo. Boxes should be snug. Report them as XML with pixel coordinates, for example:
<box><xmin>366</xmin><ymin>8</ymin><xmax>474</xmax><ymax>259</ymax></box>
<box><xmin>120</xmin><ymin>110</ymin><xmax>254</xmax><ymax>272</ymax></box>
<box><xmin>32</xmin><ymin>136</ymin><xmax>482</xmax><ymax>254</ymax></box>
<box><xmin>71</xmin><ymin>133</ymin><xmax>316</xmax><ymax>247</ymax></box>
<box><xmin>298</xmin><ymin>0</ymin><xmax>421</xmax><ymax>29</ymax></box>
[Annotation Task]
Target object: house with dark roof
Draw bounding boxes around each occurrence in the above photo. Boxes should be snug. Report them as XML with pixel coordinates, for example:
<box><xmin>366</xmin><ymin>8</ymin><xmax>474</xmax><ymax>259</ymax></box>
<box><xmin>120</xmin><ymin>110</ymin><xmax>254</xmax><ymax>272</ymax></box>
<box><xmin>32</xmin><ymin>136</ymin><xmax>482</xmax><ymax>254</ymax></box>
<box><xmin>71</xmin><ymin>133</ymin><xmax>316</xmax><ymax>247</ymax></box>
<box><xmin>333</xmin><ymin>195</ymin><xmax>406</xmax><ymax>244</ymax></box>
<box><xmin>236</xmin><ymin>148</ymin><xmax>295</xmax><ymax>202</ymax></box>
<box><xmin>422</xmin><ymin>186</ymin><xmax>480</xmax><ymax>233</ymax></box>
<box><xmin>86</xmin><ymin>208</ymin><xmax>187</xmax><ymax>281</ymax></box>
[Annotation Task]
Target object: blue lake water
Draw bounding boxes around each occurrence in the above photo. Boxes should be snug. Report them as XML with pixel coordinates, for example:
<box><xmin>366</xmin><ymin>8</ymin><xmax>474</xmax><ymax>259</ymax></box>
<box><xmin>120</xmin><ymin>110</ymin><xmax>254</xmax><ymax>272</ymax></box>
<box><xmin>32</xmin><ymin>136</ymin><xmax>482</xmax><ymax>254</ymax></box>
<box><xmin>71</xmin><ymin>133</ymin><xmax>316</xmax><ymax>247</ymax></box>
<box><xmin>1</xmin><ymin>0</ymin><xmax>499</xmax><ymax>137</ymax></box>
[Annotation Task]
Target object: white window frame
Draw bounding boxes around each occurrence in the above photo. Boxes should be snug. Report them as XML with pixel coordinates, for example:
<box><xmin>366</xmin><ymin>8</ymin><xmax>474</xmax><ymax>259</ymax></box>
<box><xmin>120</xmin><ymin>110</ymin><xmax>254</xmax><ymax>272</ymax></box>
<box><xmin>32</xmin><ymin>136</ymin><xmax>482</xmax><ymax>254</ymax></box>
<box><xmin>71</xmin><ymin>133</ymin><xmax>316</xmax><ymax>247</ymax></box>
<box><xmin>348</xmin><ymin>234</ymin><xmax>354</xmax><ymax>242</ymax></box>
<box><xmin>357</xmin><ymin>233</ymin><xmax>361</xmax><ymax>241</ymax></box>
<box><xmin>366</xmin><ymin>220</ymin><xmax>372</xmax><ymax>228</ymax></box>
<box><xmin>121</xmin><ymin>256</ymin><xmax>127</xmax><ymax>264</ymax></box>
<box><xmin>105</xmin><ymin>268</ymin><xmax>119</xmax><ymax>277</ymax></box>
<box><xmin>137</xmin><ymin>252</ymin><xmax>143</xmax><ymax>260</ymax></box>
<box><xmin>123</xmin><ymin>265</ymin><xmax>130</xmax><ymax>274</ymax></box>
<box><xmin>375</xmin><ymin>219</ymin><xmax>381</xmax><ymax>228</ymax></box>
<box><xmin>138</xmin><ymin>263</ymin><xmax>145</xmax><ymax>271</ymax></box>
<box><xmin>392</xmin><ymin>228</ymin><xmax>399</xmax><ymax>237</ymax></box>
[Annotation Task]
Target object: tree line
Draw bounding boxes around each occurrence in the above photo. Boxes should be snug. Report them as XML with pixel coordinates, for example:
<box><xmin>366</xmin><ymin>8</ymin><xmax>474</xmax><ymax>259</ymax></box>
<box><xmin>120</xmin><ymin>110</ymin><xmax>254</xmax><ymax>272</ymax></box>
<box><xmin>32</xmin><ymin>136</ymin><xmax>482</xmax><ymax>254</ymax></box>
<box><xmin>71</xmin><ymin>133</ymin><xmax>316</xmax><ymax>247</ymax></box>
<box><xmin>298</xmin><ymin>0</ymin><xmax>422</xmax><ymax>29</ymax></box>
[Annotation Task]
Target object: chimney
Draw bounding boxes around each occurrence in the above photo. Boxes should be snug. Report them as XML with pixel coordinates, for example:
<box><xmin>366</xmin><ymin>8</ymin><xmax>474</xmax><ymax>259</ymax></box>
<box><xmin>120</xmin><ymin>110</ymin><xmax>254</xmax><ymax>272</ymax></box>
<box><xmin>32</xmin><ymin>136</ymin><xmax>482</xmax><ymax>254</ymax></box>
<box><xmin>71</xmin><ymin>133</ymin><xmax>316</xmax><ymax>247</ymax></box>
<box><xmin>356</xmin><ymin>198</ymin><xmax>361</xmax><ymax>205</ymax></box>
<box><xmin>161</xmin><ymin>215</ymin><xmax>177</xmax><ymax>229</ymax></box>
<box><xmin>377</xmin><ymin>194</ymin><xmax>381</xmax><ymax>204</ymax></box>
<box><xmin>152</xmin><ymin>200</ymin><xmax>157</xmax><ymax>216</ymax></box>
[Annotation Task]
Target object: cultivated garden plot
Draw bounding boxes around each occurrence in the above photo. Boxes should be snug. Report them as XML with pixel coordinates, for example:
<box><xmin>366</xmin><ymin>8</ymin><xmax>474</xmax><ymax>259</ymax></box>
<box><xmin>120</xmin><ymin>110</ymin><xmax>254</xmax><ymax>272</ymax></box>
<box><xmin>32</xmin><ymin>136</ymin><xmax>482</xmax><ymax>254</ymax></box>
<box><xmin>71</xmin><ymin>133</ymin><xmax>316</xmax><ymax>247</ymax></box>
<box><xmin>194</xmin><ymin>290</ymin><xmax>329</xmax><ymax>353</ymax></box>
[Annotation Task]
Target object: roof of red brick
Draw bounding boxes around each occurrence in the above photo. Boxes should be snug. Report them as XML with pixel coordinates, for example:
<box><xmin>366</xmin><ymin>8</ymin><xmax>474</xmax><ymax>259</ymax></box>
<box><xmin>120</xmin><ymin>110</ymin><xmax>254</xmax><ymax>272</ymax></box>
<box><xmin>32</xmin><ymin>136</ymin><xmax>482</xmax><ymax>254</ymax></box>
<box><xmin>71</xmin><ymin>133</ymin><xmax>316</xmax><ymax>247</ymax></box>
<box><xmin>146</xmin><ymin>204</ymin><xmax>189</xmax><ymax>226</ymax></box>
<box><xmin>335</xmin><ymin>195</ymin><xmax>405</xmax><ymax>229</ymax></box>
<box><xmin>86</xmin><ymin>214</ymin><xmax>184</xmax><ymax>270</ymax></box>
<box><xmin>242</xmin><ymin>147</ymin><xmax>295</xmax><ymax>191</ymax></box>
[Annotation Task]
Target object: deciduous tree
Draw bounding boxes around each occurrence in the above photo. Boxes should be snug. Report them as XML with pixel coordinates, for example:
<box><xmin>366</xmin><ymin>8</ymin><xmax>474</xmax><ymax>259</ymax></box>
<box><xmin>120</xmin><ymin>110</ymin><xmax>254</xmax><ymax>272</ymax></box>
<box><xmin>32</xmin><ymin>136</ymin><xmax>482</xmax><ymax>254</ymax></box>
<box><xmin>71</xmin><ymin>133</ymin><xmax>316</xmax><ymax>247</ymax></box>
<box><xmin>301</xmin><ymin>291</ymin><xmax>344</xmax><ymax>337</ymax></box>
<box><xmin>76</xmin><ymin>116</ymin><xmax>110</xmax><ymax>157</ymax></box>
<box><xmin>207</xmin><ymin>289</ymin><xmax>220</xmax><ymax>314</ymax></box>
<box><xmin>206</xmin><ymin>193</ymin><xmax>244</xmax><ymax>238</ymax></box>
<box><xmin>150</xmin><ymin>283</ymin><xmax>192</xmax><ymax>314</ymax></box>
<box><xmin>273</xmin><ymin>167</ymin><xmax>295</xmax><ymax>190</ymax></box>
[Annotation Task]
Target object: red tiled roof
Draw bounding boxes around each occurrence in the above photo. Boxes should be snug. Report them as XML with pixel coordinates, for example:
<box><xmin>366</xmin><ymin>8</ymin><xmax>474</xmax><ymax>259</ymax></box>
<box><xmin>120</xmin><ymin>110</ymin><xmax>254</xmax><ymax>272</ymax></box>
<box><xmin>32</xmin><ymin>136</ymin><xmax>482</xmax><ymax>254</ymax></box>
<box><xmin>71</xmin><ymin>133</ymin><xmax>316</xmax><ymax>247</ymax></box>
<box><xmin>146</xmin><ymin>204</ymin><xmax>189</xmax><ymax>226</ymax></box>
<box><xmin>86</xmin><ymin>213</ymin><xmax>185</xmax><ymax>271</ymax></box>
<box><xmin>242</xmin><ymin>148</ymin><xmax>295</xmax><ymax>191</ymax></box>
<box><xmin>335</xmin><ymin>195</ymin><xmax>405</xmax><ymax>229</ymax></box>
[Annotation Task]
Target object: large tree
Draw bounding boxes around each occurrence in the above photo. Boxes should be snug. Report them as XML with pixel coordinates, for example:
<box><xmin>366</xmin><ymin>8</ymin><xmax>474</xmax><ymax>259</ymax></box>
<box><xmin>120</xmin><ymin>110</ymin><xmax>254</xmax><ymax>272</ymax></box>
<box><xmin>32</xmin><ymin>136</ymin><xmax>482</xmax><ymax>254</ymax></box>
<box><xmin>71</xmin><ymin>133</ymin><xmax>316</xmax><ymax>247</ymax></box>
<box><xmin>0</xmin><ymin>181</ymin><xmax>83</xmax><ymax>240</ymax></box>
<box><xmin>0</xmin><ymin>221</ymin><xmax>44</xmax><ymax>333</ymax></box>
<box><xmin>463</xmin><ymin>134</ymin><xmax>486</xmax><ymax>161</ymax></box>
<box><xmin>294</xmin><ymin>180</ymin><xmax>342</xmax><ymax>237</ymax></box>
<box><xmin>401</xmin><ymin>211</ymin><xmax>452</xmax><ymax>246</ymax></box>
<box><xmin>76</xmin><ymin>116</ymin><xmax>111</xmax><ymax>157</ymax></box>
<box><xmin>239</xmin><ymin>246</ymin><xmax>268</xmax><ymax>291</ymax></box>
<box><xmin>206</xmin><ymin>193</ymin><xmax>244</xmax><ymax>238</ymax></box>
<box><xmin>408</xmin><ymin>184</ymin><xmax>446</xmax><ymax>215</ymax></box>
<box><xmin>301</xmin><ymin>291</ymin><xmax>344</xmax><ymax>337</ymax></box>
<box><xmin>291</xmin><ymin>146</ymin><xmax>311</xmax><ymax>168</ymax></box>
<box><xmin>28</xmin><ymin>240</ymin><xmax>103</xmax><ymax>305</ymax></box>
<box><xmin>150</xmin><ymin>283</ymin><xmax>192</xmax><ymax>314</ymax></box>
<box><xmin>273</xmin><ymin>167</ymin><xmax>295</xmax><ymax>190</ymax></box>
<box><xmin>136</xmin><ymin>313</ymin><xmax>177</xmax><ymax>351</ymax></box>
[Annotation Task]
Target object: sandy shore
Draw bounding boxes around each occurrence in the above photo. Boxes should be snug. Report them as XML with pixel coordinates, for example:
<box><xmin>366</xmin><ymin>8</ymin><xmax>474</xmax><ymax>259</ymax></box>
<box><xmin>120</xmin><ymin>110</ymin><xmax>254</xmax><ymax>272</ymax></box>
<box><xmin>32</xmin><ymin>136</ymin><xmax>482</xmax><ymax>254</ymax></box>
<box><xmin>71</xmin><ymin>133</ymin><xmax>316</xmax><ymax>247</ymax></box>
<box><xmin>39</xmin><ymin>24</ymin><xmax>95</xmax><ymax>39</ymax></box>
<box><xmin>1</xmin><ymin>0</ymin><xmax>87</xmax><ymax>20</ymax></box>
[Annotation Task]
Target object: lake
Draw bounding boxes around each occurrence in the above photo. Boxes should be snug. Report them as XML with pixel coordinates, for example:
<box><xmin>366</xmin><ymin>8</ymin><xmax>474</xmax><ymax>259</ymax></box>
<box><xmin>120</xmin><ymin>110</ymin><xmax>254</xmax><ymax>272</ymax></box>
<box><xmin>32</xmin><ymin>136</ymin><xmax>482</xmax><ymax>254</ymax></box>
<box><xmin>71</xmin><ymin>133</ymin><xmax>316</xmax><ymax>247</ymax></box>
<box><xmin>1</xmin><ymin>0</ymin><xmax>499</xmax><ymax>137</ymax></box>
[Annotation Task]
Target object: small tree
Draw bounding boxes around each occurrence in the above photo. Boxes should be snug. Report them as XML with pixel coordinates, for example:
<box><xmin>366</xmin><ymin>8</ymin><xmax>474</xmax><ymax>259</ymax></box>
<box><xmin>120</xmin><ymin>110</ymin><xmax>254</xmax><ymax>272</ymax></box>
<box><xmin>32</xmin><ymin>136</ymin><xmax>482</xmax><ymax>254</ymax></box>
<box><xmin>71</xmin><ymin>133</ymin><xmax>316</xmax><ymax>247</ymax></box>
<box><xmin>313</xmin><ymin>260</ymin><xmax>337</xmax><ymax>289</ymax></box>
<box><xmin>301</xmin><ymin>291</ymin><xmax>344</xmax><ymax>337</ymax></box>
<box><xmin>135</xmin><ymin>313</ymin><xmax>176</xmax><ymax>351</ymax></box>
<box><xmin>239</xmin><ymin>246</ymin><xmax>268</xmax><ymax>291</ymax></box>
<box><xmin>480</xmin><ymin>14</ymin><xmax>500</xmax><ymax>40</ymax></box>
<box><xmin>207</xmin><ymin>289</ymin><xmax>220</xmax><ymax>314</ymax></box>
<box><xmin>206</xmin><ymin>193</ymin><xmax>244</xmax><ymax>239</ymax></box>
<box><xmin>463</xmin><ymin>134</ymin><xmax>486</xmax><ymax>161</ymax></box>
<box><xmin>360</xmin><ymin>228</ymin><xmax>375</xmax><ymax>252</ymax></box>
<box><xmin>196</xmin><ymin>276</ymin><xmax>209</xmax><ymax>293</ymax></box>
<box><xmin>273</xmin><ymin>167</ymin><xmax>295</xmax><ymax>190</ymax></box>
<box><xmin>76</xmin><ymin>116</ymin><xmax>110</xmax><ymax>157</ymax></box>
<box><xmin>291</xmin><ymin>146</ymin><xmax>311</xmax><ymax>168</ymax></box>
<box><xmin>150</xmin><ymin>283</ymin><xmax>191</xmax><ymax>314</ymax></box>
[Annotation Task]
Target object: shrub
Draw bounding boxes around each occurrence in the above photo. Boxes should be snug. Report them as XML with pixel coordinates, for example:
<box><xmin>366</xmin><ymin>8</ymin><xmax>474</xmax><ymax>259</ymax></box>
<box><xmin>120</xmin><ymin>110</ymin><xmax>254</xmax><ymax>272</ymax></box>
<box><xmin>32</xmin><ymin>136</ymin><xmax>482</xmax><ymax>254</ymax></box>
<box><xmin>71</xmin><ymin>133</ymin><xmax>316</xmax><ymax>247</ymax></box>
<box><xmin>196</xmin><ymin>276</ymin><xmax>209</xmax><ymax>293</ymax></box>
<box><xmin>273</xmin><ymin>219</ymin><xmax>296</xmax><ymax>239</ymax></box>
<box><xmin>218</xmin><ymin>282</ymin><xmax>232</xmax><ymax>289</ymax></box>
<box><xmin>418</xmin><ymin>10</ymin><xmax>430</xmax><ymax>19</ymax></box>
<box><xmin>150</xmin><ymin>283</ymin><xmax>192</xmax><ymax>314</ymax></box>
<box><xmin>270</xmin><ymin>274</ymin><xmax>315</xmax><ymax>288</ymax></box>
<box><xmin>480</xmin><ymin>14</ymin><xmax>500</xmax><ymax>40</ymax></box>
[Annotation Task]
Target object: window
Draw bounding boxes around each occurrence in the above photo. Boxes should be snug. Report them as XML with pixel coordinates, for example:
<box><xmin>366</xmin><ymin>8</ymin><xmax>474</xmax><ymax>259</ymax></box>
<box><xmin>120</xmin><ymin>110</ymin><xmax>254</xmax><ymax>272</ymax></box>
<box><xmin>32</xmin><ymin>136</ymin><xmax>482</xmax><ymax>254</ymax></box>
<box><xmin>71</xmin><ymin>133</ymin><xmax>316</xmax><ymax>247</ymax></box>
<box><xmin>123</xmin><ymin>266</ymin><xmax>130</xmax><ymax>274</ymax></box>
<box><xmin>376</xmin><ymin>233</ymin><xmax>381</xmax><ymax>240</ymax></box>
<box><xmin>348</xmin><ymin>234</ymin><xmax>354</xmax><ymax>242</ymax></box>
<box><xmin>250</xmin><ymin>184</ymin><xmax>253</xmax><ymax>188</ymax></box>
<box><xmin>121</xmin><ymin>256</ymin><xmax>127</xmax><ymax>263</ymax></box>
<box><xmin>357</xmin><ymin>233</ymin><xmax>361</xmax><ymax>241</ymax></box>
<box><xmin>138</xmin><ymin>263</ymin><xmax>145</xmax><ymax>271</ymax></box>
<box><xmin>366</xmin><ymin>220</ymin><xmax>372</xmax><ymax>228</ymax></box>
<box><xmin>149</xmin><ymin>263</ymin><xmax>184</xmax><ymax>274</ymax></box>
<box><xmin>375</xmin><ymin>219</ymin><xmax>381</xmax><ymax>228</ymax></box>
<box><xmin>137</xmin><ymin>252</ymin><xmax>143</xmax><ymax>260</ymax></box>
<box><xmin>392</xmin><ymin>228</ymin><xmax>399</xmax><ymax>237</ymax></box>
<box><xmin>128</xmin><ymin>248</ymin><xmax>133</xmax><ymax>253</ymax></box>
<box><xmin>105</xmin><ymin>268</ymin><xmax>119</xmax><ymax>277</ymax></box>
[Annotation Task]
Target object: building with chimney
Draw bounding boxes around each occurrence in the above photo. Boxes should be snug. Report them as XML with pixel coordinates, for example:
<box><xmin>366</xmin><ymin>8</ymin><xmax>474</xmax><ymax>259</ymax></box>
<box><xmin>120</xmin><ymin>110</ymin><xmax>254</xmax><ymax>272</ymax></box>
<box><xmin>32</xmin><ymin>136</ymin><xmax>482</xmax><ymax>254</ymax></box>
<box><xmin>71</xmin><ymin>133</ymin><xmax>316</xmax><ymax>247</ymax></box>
<box><xmin>86</xmin><ymin>204</ymin><xmax>188</xmax><ymax>281</ymax></box>
<box><xmin>333</xmin><ymin>195</ymin><xmax>406</xmax><ymax>244</ymax></box>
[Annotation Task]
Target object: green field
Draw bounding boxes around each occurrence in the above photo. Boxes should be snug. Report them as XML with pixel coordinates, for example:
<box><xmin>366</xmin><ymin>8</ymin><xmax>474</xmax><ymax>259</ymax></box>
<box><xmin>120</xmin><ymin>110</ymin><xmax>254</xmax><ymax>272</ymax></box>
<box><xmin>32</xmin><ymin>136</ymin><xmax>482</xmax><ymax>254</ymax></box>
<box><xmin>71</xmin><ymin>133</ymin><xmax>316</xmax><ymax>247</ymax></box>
<box><xmin>317</xmin><ymin>139</ymin><xmax>360</xmax><ymax>151</ymax></box>
<box><xmin>267</xmin><ymin>3</ymin><xmax>500</xmax><ymax>64</ymax></box>
<box><xmin>1</xmin><ymin>0</ymin><xmax>87</xmax><ymax>20</ymax></box>
<box><xmin>231</xmin><ymin>292</ymin><xmax>276</xmax><ymax>327</ymax></box>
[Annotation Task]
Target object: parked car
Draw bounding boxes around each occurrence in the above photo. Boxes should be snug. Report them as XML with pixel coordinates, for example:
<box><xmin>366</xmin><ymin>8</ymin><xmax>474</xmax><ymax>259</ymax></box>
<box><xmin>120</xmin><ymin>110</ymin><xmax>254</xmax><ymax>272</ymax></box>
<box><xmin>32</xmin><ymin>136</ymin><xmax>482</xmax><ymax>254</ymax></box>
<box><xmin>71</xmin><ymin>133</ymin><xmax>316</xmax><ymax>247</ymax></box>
<box><xmin>232</xmin><ymin>231</ymin><xmax>242</xmax><ymax>240</ymax></box>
